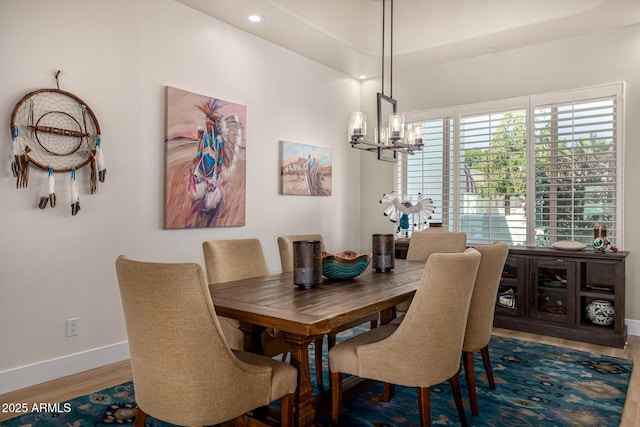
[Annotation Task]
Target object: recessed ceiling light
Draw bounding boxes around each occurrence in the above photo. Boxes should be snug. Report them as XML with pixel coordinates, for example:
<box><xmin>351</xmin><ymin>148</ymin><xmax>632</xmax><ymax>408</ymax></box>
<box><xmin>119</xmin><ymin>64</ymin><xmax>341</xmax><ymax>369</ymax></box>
<box><xmin>358</xmin><ymin>75</ymin><xmax>368</xmax><ymax>80</ymax></box>
<box><xmin>248</xmin><ymin>14</ymin><xmax>264</xmax><ymax>23</ymax></box>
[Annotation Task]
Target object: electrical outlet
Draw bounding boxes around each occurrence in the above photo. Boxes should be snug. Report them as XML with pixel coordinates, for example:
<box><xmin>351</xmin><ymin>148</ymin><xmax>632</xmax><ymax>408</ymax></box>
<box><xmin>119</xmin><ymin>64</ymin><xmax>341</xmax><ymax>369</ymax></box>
<box><xmin>66</xmin><ymin>318</ymin><xmax>79</xmax><ymax>337</ymax></box>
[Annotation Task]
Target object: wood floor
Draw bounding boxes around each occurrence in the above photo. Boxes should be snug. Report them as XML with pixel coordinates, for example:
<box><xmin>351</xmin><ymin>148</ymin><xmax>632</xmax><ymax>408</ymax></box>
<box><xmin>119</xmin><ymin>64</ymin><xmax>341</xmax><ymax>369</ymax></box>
<box><xmin>1</xmin><ymin>328</ymin><xmax>638</xmax><ymax>425</ymax></box>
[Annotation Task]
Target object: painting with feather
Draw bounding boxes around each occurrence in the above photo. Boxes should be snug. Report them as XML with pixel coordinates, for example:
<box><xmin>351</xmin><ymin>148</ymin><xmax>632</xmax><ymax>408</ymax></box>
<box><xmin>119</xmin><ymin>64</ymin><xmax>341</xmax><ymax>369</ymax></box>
<box><xmin>164</xmin><ymin>86</ymin><xmax>246</xmax><ymax>228</ymax></box>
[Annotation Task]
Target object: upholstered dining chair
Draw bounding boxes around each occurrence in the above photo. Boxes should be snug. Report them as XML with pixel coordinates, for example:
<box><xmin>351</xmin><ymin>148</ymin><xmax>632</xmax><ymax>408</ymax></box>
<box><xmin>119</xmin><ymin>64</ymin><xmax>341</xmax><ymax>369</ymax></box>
<box><xmin>329</xmin><ymin>248</ymin><xmax>481</xmax><ymax>427</ymax></box>
<box><xmin>115</xmin><ymin>256</ymin><xmax>297</xmax><ymax>427</ymax></box>
<box><xmin>277</xmin><ymin>233</ymin><xmax>378</xmax><ymax>391</ymax></box>
<box><xmin>203</xmin><ymin>239</ymin><xmax>289</xmax><ymax>358</ymax></box>
<box><xmin>462</xmin><ymin>241</ymin><xmax>509</xmax><ymax>416</ymax></box>
<box><xmin>405</xmin><ymin>229</ymin><xmax>467</xmax><ymax>261</ymax></box>
<box><xmin>393</xmin><ymin>230</ymin><xmax>468</xmax><ymax>318</ymax></box>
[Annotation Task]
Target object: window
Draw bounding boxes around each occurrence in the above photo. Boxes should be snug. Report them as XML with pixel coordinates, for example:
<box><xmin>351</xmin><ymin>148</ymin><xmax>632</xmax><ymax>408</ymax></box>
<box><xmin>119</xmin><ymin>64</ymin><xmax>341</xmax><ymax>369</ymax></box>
<box><xmin>397</xmin><ymin>83</ymin><xmax>624</xmax><ymax>247</ymax></box>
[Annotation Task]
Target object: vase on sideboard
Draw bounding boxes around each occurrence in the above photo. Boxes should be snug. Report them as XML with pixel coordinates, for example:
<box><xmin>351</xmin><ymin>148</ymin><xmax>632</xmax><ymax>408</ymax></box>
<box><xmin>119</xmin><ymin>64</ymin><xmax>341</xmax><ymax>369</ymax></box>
<box><xmin>593</xmin><ymin>226</ymin><xmax>611</xmax><ymax>253</ymax></box>
<box><xmin>585</xmin><ymin>299</ymin><xmax>615</xmax><ymax>326</ymax></box>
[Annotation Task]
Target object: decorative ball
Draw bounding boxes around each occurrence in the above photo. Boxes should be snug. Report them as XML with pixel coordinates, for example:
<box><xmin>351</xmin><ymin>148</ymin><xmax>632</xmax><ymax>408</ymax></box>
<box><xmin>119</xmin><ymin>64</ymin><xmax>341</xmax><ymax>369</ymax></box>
<box><xmin>321</xmin><ymin>250</ymin><xmax>372</xmax><ymax>281</ymax></box>
<box><xmin>585</xmin><ymin>300</ymin><xmax>615</xmax><ymax>326</ymax></box>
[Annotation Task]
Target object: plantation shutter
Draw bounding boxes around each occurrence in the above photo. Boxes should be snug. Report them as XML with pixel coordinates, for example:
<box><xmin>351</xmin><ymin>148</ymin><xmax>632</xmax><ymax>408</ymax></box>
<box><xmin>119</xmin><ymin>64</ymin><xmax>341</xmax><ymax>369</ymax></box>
<box><xmin>399</xmin><ymin>115</ymin><xmax>454</xmax><ymax>231</ymax></box>
<box><xmin>458</xmin><ymin>109</ymin><xmax>527</xmax><ymax>245</ymax></box>
<box><xmin>532</xmin><ymin>86</ymin><xmax>621</xmax><ymax>246</ymax></box>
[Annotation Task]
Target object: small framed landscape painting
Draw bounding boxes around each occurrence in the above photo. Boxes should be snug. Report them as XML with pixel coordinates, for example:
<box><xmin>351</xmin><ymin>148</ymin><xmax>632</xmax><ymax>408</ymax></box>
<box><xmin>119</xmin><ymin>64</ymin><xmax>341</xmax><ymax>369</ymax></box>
<box><xmin>279</xmin><ymin>141</ymin><xmax>332</xmax><ymax>196</ymax></box>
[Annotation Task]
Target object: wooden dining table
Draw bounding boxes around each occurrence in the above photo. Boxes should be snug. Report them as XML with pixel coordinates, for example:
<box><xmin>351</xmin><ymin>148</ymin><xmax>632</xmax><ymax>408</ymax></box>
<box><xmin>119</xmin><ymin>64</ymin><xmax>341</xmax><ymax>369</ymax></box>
<box><xmin>209</xmin><ymin>259</ymin><xmax>425</xmax><ymax>427</ymax></box>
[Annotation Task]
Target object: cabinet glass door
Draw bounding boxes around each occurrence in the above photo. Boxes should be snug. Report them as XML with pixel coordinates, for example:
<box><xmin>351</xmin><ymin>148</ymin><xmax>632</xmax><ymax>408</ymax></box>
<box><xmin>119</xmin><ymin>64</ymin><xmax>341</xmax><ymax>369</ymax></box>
<box><xmin>496</xmin><ymin>255</ymin><xmax>525</xmax><ymax>317</ymax></box>
<box><xmin>531</xmin><ymin>259</ymin><xmax>576</xmax><ymax>323</ymax></box>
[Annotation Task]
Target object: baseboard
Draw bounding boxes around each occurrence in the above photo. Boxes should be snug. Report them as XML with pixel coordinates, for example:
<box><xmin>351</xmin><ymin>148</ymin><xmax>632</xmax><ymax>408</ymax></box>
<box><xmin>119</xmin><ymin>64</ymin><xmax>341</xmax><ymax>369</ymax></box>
<box><xmin>626</xmin><ymin>318</ymin><xmax>640</xmax><ymax>337</ymax></box>
<box><xmin>0</xmin><ymin>342</ymin><xmax>130</xmax><ymax>395</ymax></box>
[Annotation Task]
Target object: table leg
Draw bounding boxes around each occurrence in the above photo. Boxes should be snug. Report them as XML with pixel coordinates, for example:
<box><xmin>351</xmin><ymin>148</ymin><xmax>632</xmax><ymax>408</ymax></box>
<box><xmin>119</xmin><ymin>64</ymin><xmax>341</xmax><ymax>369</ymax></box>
<box><xmin>379</xmin><ymin>307</ymin><xmax>396</xmax><ymax>325</ymax></box>
<box><xmin>284</xmin><ymin>332</ymin><xmax>318</xmax><ymax>427</ymax></box>
<box><xmin>239</xmin><ymin>322</ymin><xmax>265</xmax><ymax>353</ymax></box>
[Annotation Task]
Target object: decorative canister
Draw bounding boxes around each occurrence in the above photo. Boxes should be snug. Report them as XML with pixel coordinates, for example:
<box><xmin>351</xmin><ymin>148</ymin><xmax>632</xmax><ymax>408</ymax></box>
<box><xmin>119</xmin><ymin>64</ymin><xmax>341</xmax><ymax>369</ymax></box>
<box><xmin>293</xmin><ymin>240</ymin><xmax>322</xmax><ymax>290</ymax></box>
<box><xmin>372</xmin><ymin>234</ymin><xmax>395</xmax><ymax>272</ymax></box>
<box><xmin>585</xmin><ymin>299</ymin><xmax>615</xmax><ymax>326</ymax></box>
<box><xmin>593</xmin><ymin>226</ymin><xmax>611</xmax><ymax>253</ymax></box>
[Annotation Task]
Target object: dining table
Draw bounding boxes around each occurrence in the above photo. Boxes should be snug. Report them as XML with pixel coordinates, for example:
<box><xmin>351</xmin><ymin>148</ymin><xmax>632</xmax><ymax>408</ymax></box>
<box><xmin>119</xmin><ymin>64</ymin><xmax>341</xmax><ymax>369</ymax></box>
<box><xmin>209</xmin><ymin>258</ymin><xmax>425</xmax><ymax>427</ymax></box>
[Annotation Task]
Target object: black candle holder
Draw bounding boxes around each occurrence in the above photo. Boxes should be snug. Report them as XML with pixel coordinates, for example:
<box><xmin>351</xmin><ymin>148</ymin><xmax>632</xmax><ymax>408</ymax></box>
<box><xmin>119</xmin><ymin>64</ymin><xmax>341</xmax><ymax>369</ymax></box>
<box><xmin>372</xmin><ymin>234</ymin><xmax>395</xmax><ymax>272</ymax></box>
<box><xmin>293</xmin><ymin>240</ymin><xmax>322</xmax><ymax>289</ymax></box>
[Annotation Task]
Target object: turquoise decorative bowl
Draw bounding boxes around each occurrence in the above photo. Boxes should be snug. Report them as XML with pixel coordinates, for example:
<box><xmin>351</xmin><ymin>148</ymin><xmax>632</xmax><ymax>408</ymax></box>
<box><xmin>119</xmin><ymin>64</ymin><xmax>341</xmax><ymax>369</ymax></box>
<box><xmin>322</xmin><ymin>250</ymin><xmax>372</xmax><ymax>281</ymax></box>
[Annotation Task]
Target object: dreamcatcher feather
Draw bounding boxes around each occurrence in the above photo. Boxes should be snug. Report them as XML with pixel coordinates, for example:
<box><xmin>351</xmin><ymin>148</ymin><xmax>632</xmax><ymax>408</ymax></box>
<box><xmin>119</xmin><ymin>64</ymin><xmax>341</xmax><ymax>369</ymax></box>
<box><xmin>380</xmin><ymin>191</ymin><xmax>436</xmax><ymax>229</ymax></box>
<box><xmin>70</xmin><ymin>168</ymin><xmax>80</xmax><ymax>215</ymax></box>
<box><xmin>9</xmin><ymin>84</ymin><xmax>105</xmax><ymax>215</ymax></box>
<box><xmin>38</xmin><ymin>167</ymin><xmax>56</xmax><ymax>209</ymax></box>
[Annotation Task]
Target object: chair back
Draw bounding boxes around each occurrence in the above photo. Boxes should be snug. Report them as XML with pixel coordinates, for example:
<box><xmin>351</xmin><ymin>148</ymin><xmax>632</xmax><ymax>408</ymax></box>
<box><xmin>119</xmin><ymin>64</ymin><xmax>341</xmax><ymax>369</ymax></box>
<box><xmin>357</xmin><ymin>248</ymin><xmax>481</xmax><ymax>387</ymax></box>
<box><xmin>277</xmin><ymin>234</ymin><xmax>325</xmax><ymax>272</ymax></box>
<box><xmin>115</xmin><ymin>256</ymin><xmax>273</xmax><ymax>426</ymax></box>
<box><xmin>203</xmin><ymin>238</ymin><xmax>269</xmax><ymax>283</ymax></box>
<box><xmin>463</xmin><ymin>242</ymin><xmax>510</xmax><ymax>352</ymax></box>
<box><xmin>405</xmin><ymin>230</ymin><xmax>467</xmax><ymax>261</ymax></box>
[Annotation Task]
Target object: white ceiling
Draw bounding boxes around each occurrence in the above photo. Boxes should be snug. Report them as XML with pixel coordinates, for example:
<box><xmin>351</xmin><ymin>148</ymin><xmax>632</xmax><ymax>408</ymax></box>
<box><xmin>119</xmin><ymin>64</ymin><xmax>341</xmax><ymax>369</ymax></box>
<box><xmin>174</xmin><ymin>0</ymin><xmax>640</xmax><ymax>79</ymax></box>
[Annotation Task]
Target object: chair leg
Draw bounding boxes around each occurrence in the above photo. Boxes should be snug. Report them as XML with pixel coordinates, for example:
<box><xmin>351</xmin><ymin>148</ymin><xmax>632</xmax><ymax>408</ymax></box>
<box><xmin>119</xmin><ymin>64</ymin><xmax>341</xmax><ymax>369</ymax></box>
<box><xmin>481</xmin><ymin>345</ymin><xmax>496</xmax><ymax>389</ymax></box>
<box><xmin>253</xmin><ymin>405</ymin><xmax>269</xmax><ymax>420</ymax></box>
<box><xmin>281</xmin><ymin>393</ymin><xmax>294</xmax><ymax>427</ymax></box>
<box><xmin>327</xmin><ymin>333</ymin><xmax>337</xmax><ymax>350</ymax></box>
<box><xmin>330</xmin><ymin>371</ymin><xmax>343</xmax><ymax>425</ymax></box>
<box><xmin>463</xmin><ymin>351</ymin><xmax>479</xmax><ymax>416</ymax></box>
<box><xmin>370</xmin><ymin>319</ymin><xmax>378</xmax><ymax>329</ymax></box>
<box><xmin>450</xmin><ymin>372</ymin><xmax>468</xmax><ymax>427</ymax></box>
<box><xmin>134</xmin><ymin>407</ymin><xmax>147</xmax><ymax>427</ymax></box>
<box><xmin>315</xmin><ymin>337</ymin><xmax>324</xmax><ymax>391</ymax></box>
<box><xmin>383</xmin><ymin>383</ymin><xmax>395</xmax><ymax>402</ymax></box>
<box><xmin>321</xmin><ymin>333</ymin><xmax>341</xmax><ymax>395</ymax></box>
<box><xmin>417</xmin><ymin>387</ymin><xmax>430</xmax><ymax>427</ymax></box>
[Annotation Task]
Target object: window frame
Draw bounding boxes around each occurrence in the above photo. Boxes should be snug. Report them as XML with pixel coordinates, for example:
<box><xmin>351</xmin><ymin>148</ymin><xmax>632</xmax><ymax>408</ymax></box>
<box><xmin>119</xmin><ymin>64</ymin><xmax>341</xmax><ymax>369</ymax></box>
<box><xmin>396</xmin><ymin>83</ymin><xmax>625</xmax><ymax>248</ymax></box>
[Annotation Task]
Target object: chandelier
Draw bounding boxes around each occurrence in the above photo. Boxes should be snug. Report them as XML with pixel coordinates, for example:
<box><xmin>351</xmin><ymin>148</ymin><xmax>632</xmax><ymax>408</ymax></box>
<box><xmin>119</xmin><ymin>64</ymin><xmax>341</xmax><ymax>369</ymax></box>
<box><xmin>348</xmin><ymin>0</ymin><xmax>423</xmax><ymax>162</ymax></box>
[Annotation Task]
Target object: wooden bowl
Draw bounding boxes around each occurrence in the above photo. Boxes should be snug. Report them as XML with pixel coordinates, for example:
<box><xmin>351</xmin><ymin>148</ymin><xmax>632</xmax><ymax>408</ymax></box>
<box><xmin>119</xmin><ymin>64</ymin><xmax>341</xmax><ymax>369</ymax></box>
<box><xmin>321</xmin><ymin>250</ymin><xmax>372</xmax><ymax>280</ymax></box>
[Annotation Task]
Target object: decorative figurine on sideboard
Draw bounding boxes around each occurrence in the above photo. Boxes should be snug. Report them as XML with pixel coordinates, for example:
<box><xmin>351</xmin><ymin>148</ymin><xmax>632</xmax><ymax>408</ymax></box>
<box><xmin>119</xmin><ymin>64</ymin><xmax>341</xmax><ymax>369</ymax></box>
<box><xmin>379</xmin><ymin>191</ymin><xmax>435</xmax><ymax>237</ymax></box>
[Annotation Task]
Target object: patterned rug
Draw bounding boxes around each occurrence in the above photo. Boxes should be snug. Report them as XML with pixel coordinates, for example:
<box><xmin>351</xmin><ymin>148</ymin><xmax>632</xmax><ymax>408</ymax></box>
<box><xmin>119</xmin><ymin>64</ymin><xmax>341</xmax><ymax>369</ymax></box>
<box><xmin>1</xmin><ymin>327</ymin><xmax>632</xmax><ymax>427</ymax></box>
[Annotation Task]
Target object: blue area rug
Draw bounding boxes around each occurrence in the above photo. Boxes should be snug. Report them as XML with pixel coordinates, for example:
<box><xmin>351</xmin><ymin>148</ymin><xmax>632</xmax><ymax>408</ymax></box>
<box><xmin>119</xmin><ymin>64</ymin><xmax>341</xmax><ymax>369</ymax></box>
<box><xmin>1</xmin><ymin>326</ymin><xmax>632</xmax><ymax>427</ymax></box>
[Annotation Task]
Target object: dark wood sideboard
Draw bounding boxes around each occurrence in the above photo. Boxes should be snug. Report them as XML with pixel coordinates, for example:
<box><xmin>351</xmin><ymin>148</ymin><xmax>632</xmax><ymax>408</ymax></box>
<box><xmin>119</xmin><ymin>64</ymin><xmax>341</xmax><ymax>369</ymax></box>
<box><xmin>395</xmin><ymin>242</ymin><xmax>628</xmax><ymax>348</ymax></box>
<box><xmin>494</xmin><ymin>247</ymin><xmax>627</xmax><ymax>348</ymax></box>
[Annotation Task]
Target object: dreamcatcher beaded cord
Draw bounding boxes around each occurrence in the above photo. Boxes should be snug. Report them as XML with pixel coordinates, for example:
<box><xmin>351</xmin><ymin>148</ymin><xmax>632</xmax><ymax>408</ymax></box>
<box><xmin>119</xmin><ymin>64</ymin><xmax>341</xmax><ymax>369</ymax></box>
<box><xmin>9</xmin><ymin>71</ymin><xmax>106</xmax><ymax>215</ymax></box>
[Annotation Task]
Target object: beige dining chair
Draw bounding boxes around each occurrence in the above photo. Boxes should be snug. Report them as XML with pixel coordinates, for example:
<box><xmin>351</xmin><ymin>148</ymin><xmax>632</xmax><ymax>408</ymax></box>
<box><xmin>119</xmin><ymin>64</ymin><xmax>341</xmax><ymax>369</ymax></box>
<box><xmin>329</xmin><ymin>248</ymin><xmax>481</xmax><ymax>427</ymax></box>
<box><xmin>115</xmin><ymin>256</ymin><xmax>297</xmax><ymax>427</ymax></box>
<box><xmin>405</xmin><ymin>229</ymin><xmax>467</xmax><ymax>261</ymax></box>
<box><xmin>203</xmin><ymin>239</ymin><xmax>289</xmax><ymax>358</ymax></box>
<box><xmin>393</xmin><ymin>230</ymin><xmax>468</xmax><ymax>319</ymax></box>
<box><xmin>462</xmin><ymin>241</ymin><xmax>509</xmax><ymax>416</ymax></box>
<box><xmin>277</xmin><ymin>233</ymin><xmax>379</xmax><ymax>391</ymax></box>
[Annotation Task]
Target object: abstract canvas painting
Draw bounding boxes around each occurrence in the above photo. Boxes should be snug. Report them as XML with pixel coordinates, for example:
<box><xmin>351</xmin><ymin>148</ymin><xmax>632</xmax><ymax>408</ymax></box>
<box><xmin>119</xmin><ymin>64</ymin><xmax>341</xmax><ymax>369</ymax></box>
<box><xmin>164</xmin><ymin>86</ymin><xmax>246</xmax><ymax>228</ymax></box>
<box><xmin>279</xmin><ymin>141</ymin><xmax>332</xmax><ymax>196</ymax></box>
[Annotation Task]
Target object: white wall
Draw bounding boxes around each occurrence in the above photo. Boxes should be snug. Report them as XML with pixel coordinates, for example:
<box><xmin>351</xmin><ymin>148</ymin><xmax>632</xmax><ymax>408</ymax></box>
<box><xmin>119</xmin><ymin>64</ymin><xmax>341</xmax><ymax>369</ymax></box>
<box><xmin>0</xmin><ymin>0</ymin><xmax>361</xmax><ymax>393</ymax></box>
<box><xmin>360</xmin><ymin>24</ymin><xmax>640</xmax><ymax>323</ymax></box>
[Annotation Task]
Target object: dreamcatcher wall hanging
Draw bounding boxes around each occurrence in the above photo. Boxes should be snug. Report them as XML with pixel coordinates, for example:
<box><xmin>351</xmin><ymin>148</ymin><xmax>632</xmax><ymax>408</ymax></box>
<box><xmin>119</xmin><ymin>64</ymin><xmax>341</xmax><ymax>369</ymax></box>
<box><xmin>9</xmin><ymin>71</ymin><xmax>106</xmax><ymax>215</ymax></box>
